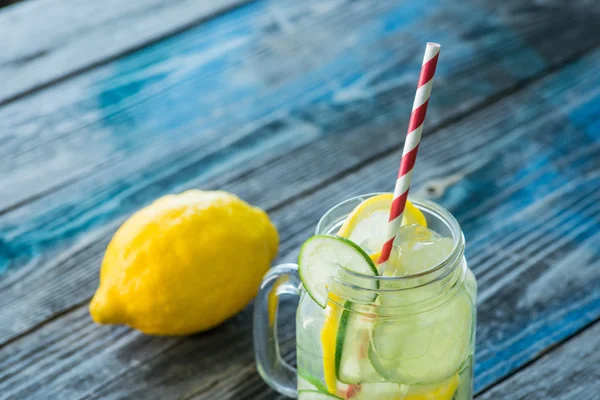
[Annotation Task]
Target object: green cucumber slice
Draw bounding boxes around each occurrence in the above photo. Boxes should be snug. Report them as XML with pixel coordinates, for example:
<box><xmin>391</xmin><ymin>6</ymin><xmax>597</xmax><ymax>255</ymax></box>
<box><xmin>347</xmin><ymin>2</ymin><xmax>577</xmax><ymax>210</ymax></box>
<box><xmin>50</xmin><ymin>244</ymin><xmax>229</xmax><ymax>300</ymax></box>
<box><xmin>368</xmin><ymin>288</ymin><xmax>473</xmax><ymax>384</ymax></box>
<box><xmin>298</xmin><ymin>368</ymin><xmax>329</xmax><ymax>393</ymax></box>
<box><xmin>298</xmin><ymin>390</ymin><xmax>343</xmax><ymax>399</ymax></box>
<box><xmin>335</xmin><ymin>302</ymin><xmax>384</xmax><ymax>384</ymax></box>
<box><xmin>298</xmin><ymin>235</ymin><xmax>378</xmax><ymax>308</ymax></box>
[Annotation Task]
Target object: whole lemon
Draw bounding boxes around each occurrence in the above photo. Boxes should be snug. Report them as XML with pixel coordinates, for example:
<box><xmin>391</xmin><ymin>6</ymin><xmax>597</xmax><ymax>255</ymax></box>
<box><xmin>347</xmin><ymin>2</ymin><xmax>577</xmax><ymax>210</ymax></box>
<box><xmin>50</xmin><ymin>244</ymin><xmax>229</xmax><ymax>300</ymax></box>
<box><xmin>89</xmin><ymin>190</ymin><xmax>278</xmax><ymax>335</ymax></box>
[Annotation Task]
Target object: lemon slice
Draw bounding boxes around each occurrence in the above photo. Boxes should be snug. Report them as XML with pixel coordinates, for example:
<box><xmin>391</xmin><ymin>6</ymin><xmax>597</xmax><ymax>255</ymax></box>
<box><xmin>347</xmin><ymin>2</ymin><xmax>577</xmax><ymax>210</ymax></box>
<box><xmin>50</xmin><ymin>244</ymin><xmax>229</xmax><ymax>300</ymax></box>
<box><xmin>337</xmin><ymin>194</ymin><xmax>426</xmax><ymax>255</ymax></box>
<box><xmin>404</xmin><ymin>374</ymin><xmax>459</xmax><ymax>400</ymax></box>
<box><xmin>321</xmin><ymin>294</ymin><xmax>343</xmax><ymax>394</ymax></box>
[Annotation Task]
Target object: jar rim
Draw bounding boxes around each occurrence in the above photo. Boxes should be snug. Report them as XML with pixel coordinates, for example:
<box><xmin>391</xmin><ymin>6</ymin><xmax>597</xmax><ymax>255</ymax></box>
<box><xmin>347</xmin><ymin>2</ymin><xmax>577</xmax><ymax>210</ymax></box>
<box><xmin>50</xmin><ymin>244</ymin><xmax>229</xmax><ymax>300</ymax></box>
<box><xmin>315</xmin><ymin>193</ymin><xmax>465</xmax><ymax>283</ymax></box>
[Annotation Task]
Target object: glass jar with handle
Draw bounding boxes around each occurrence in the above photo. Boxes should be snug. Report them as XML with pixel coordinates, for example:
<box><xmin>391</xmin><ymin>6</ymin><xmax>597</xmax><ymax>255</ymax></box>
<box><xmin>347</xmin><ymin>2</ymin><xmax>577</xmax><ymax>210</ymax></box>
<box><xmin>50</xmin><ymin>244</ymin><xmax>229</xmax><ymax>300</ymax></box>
<box><xmin>254</xmin><ymin>194</ymin><xmax>477</xmax><ymax>400</ymax></box>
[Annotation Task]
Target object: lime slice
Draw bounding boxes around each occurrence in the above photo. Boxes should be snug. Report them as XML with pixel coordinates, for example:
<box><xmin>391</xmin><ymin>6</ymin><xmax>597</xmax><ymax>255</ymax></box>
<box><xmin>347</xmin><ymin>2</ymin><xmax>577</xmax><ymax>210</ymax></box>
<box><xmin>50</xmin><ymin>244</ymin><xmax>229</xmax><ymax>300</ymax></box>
<box><xmin>298</xmin><ymin>390</ymin><xmax>343</xmax><ymax>399</ymax></box>
<box><xmin>298</xmin><ymin>235</ymin><xmax>378</xmax><ymax>308</ymax></box>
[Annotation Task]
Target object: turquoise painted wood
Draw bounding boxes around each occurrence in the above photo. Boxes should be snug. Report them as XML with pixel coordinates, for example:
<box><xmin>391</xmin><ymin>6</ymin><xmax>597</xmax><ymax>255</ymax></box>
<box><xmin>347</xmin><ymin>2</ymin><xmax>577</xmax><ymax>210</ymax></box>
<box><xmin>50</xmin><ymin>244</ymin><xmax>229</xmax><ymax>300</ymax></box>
<box><xmin>0</xmin><ymin>0</ymin><xmax>599</xmax><ymax>398</ymax></box>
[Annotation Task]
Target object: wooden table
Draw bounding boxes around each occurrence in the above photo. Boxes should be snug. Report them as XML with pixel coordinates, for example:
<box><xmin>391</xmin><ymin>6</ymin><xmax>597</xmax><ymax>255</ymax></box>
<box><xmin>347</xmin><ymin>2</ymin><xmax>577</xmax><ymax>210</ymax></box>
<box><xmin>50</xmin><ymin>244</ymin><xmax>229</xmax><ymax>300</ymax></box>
<box><xmin>1</xmin><ymin>0</ymin><xmax>599</xmax><ymax>398</ymax></box>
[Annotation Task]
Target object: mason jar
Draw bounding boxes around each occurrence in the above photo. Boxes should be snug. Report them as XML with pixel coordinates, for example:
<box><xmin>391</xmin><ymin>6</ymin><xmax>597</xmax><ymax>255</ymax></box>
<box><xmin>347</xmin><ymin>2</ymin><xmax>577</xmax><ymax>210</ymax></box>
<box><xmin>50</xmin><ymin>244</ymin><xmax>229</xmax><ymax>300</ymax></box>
<box><xmin>254</xmin><ymin>194</ymin><xmax>477</xmax><ymax>399</ymax></box>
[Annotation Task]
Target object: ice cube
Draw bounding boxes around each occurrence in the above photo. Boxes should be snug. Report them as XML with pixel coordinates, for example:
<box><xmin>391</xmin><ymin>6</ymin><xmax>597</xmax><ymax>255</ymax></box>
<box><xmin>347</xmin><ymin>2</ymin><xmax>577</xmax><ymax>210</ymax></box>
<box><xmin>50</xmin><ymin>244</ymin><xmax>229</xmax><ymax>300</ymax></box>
<box><xmin>386</xmin><ymin>225</ymin><xmax>454</xmax><ymax>276</ymax></box>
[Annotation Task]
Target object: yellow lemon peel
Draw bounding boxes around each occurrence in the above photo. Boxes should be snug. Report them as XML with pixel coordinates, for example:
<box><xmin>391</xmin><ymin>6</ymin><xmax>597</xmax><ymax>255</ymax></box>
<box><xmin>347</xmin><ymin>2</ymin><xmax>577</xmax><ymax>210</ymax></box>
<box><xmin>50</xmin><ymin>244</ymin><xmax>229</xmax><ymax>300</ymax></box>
<box><xmin>90</xmin><ymin>190</ymin><xmax>278</xmax><ymax>335</ymax></box>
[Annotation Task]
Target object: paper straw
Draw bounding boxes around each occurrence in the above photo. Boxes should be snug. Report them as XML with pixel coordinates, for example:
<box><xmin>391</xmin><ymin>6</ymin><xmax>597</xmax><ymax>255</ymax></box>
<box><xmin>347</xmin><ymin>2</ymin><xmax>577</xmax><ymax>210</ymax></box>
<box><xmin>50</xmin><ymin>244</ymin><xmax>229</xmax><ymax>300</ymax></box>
<box><xmin>377</xmin><ymin>42</ymin><xmax>440</xmax><ymax>268</ymax></box>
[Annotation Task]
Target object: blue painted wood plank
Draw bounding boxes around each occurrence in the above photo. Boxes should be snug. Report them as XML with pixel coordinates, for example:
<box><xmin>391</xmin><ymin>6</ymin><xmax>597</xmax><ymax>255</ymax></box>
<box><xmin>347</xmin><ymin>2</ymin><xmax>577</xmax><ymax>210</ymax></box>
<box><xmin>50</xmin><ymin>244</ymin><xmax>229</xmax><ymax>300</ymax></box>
<box><xmin>2</xmin><ymin>40</ymin><xmax>600</xmax><ymax>400</ymax></box>
<box><xmin>477</xmin><ymin>322</ymin><xmax>600</xmax><ymax>399</ymax></box>
<box><xmin>2</xmin><ymin>0</ymin><xmax>599</xmax><ymax>353</ymax></box>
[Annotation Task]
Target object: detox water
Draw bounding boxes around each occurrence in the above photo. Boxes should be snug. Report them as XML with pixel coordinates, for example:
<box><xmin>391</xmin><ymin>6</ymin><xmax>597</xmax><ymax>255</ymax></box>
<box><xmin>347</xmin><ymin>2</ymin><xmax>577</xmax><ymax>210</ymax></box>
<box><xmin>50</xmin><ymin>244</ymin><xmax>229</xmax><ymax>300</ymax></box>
<box><xmin>296</xmin><ymin>222</ymin><xmax>476</xmax><ymax>400</ymax></box>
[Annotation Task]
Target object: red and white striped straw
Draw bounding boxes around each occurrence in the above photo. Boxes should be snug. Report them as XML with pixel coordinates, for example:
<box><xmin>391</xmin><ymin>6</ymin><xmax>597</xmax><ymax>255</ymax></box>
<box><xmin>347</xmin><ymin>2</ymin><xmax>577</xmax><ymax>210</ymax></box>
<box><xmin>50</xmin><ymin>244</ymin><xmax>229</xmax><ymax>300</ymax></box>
<box><xmin>377</xmin><ymin>42</ymin><xmax>440</xmax><ymax>268</ymax></box>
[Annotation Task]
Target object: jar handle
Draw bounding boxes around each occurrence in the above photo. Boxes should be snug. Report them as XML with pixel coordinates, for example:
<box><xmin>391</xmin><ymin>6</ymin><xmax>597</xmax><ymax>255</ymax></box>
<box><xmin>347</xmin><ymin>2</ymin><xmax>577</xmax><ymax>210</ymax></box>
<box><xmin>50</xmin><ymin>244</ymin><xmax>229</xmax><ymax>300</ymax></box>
<box><xmin>253</xmin><ymin>263</ymin><xmax>301</xmax><ymax>398</ymax></box>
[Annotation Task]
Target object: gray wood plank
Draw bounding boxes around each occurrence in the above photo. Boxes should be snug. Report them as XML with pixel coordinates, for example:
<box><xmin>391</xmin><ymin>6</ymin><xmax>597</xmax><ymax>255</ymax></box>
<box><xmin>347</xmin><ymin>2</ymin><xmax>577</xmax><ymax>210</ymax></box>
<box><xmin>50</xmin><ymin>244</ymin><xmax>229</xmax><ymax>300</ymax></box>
<box><xmin>0</xmin><ymin>0</ymin><xmax>250</xmax><ymax>105</ymax></box>
<box><xmin>2</xmin><ymin>45</ymin><xmax>600</xmax><ymax>399</ymax></box>
<box><xmin>2</xmin><ymin>0</ymin><xmax>600</xmax><ymax>349</ymax></box>
<box><xmin>476</xmin><ymin>322</ymin><xmax>600</xmax><ymax>400</ymax></box>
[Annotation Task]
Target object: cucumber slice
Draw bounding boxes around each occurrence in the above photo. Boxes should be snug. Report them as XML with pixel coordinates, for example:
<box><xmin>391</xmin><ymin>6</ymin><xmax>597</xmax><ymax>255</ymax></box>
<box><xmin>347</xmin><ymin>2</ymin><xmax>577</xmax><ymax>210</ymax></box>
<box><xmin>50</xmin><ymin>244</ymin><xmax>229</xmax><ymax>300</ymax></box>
<box><xmin>298</xmin><ymin>368</ymin><xmax>329</xmax><ymax>393</ymax></box>
<box><xmin>335</xmin><ymin>302</ymin><xmax>384</xmax><ymax>384</ymax></box>
<box><xmin>298</xmin><ymin>390</ymin><xmax>343</xmax><ymax>399</ymax></box>
<box><xmin>298</xmin><ymin>235</ymin><xmax>378</xmax><ymax>308</ymax></box>
<box><xmin>368</xmin><ymin>289</ymin><xmax>473</xmax><ymax>384</ymax></box>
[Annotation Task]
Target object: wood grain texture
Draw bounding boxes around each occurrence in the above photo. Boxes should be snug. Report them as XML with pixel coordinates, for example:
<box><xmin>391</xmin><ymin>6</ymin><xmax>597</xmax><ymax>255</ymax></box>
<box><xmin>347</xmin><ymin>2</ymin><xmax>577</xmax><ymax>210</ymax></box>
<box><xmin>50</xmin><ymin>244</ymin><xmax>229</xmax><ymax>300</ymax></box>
<box><xmin>2</xmin><ymin>43</ymin><xmax>600</xmax><ymax>399</ymax></box>
<box><xmin>0</xmin><ymin>0</ymin><xmax>250</xmax><ymax>105</ymax></box>
<box><xmin>476</xmin><ymin>322</ymin><xmax>600</xmax><ymax>400</ymax></box>
<box><xmin>2</xmin><ymin>0</ymin><xmax>600</xmax><ymax>348</ymax></box>
<box><xmin>0</xmin><ymin>301</ymin><xmax>296</xmax><ymax>400</ymax></box>
<box><xmin>2</xmin><ymin>0</ymin><xmax>600</xmax><ymax>398</ymax></box>
<box><xmin>1</xmin><ymin>0</ymin><xmax>566</xmax><ymax>213</ymax></box>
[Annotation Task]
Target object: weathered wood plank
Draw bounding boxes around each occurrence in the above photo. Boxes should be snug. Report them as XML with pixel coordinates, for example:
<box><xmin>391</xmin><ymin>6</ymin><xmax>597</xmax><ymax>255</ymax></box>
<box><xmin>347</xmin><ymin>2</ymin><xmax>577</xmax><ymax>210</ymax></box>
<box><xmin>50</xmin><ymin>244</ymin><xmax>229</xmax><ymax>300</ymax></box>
<box><xmin>0</xmin><ymin>0</ymin><xmax>250</xmax><ymax>105</ymax></box>
<box><xmin>2</xmin><ymin>45</ymin><xmax>600</xmax><ymax>399</ymax></box>
<box><xmin>0</xmin><ymin>303</ymin><xmax>296</xmax><ymax>400</ymax></box>
<box><xmin>476</xmin><ymin>322</ymin><xmax>600</xmax><ymax>400</ymax></box>
<box><xmin>2</xmin><ymin>0</ymin><xmax>600</xmax><ymax>348</ymax></box>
